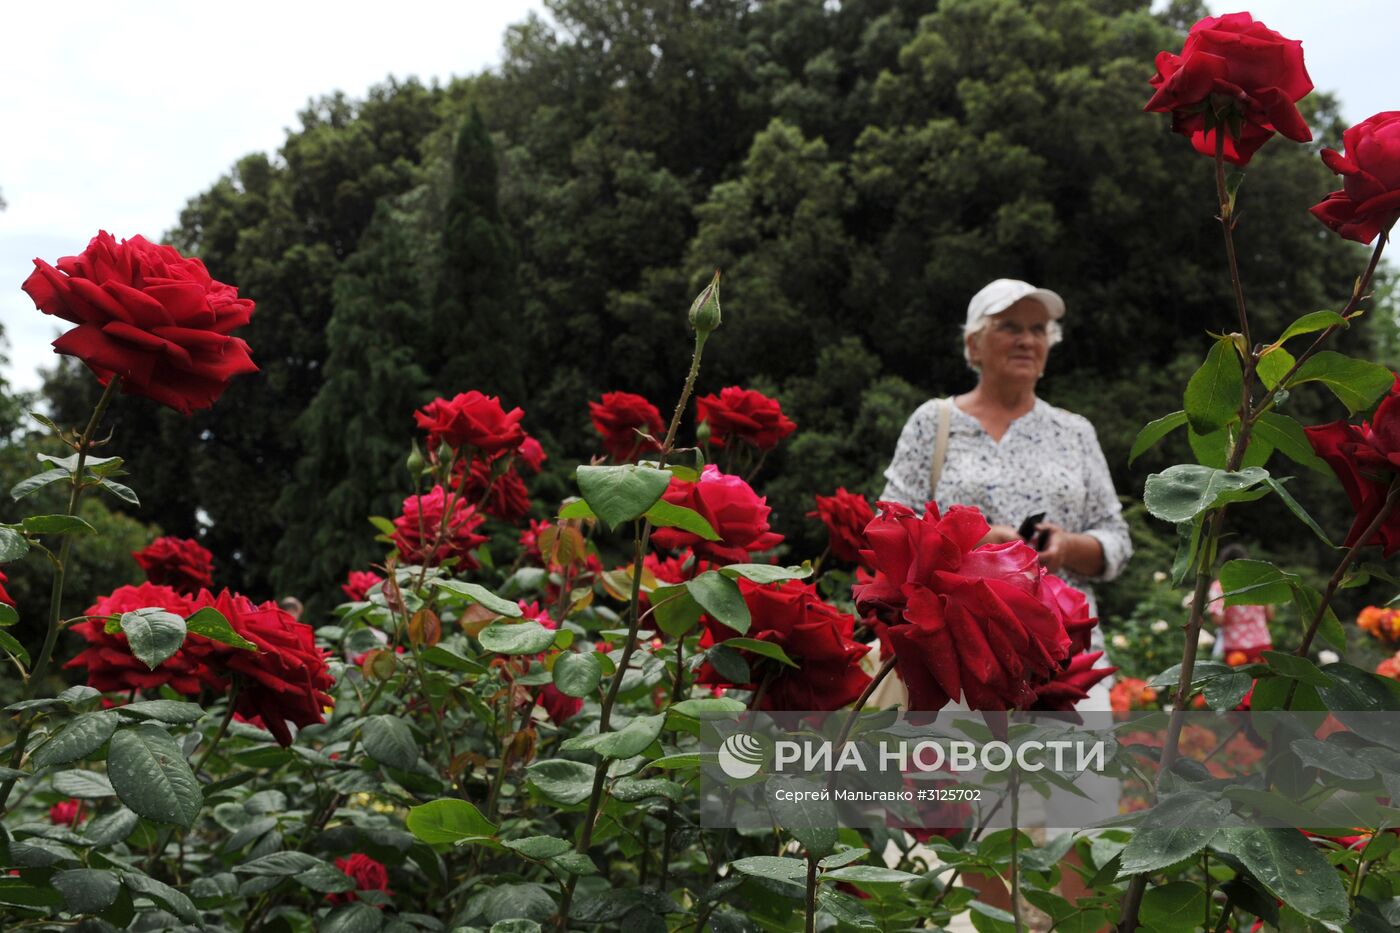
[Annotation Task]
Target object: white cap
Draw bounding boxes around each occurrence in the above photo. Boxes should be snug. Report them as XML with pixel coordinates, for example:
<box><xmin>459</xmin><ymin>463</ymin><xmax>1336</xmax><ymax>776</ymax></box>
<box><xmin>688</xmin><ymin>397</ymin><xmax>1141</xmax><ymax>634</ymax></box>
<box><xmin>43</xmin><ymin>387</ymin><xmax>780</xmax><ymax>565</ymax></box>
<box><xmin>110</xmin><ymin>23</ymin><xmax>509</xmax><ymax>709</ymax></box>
<box><xmin>965</xmin><ymin>279</ymin><xmax>1065</xmax><ymax>332</ymax></box>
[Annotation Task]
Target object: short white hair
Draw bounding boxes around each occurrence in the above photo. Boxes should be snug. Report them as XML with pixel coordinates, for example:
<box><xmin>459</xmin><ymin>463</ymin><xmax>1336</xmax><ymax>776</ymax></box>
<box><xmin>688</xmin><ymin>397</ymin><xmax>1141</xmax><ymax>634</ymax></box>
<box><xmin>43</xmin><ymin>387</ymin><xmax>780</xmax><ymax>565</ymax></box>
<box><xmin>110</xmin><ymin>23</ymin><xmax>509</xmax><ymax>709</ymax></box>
<box><xmin>962</xmin><ymin>316</ymin><xmax>1064</xmax><ymax>371</ymax></box>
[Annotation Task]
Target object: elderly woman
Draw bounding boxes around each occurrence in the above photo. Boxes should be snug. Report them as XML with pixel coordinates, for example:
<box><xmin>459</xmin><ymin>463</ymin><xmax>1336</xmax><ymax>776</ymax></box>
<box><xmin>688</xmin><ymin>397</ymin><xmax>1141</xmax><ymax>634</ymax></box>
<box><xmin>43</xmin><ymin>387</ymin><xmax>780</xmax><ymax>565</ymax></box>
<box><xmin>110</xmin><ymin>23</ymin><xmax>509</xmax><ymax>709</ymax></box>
<box><xmin>880</xmin><ymin>279</ymin><xmax>1132</xmax><ymax>631</ymax></box>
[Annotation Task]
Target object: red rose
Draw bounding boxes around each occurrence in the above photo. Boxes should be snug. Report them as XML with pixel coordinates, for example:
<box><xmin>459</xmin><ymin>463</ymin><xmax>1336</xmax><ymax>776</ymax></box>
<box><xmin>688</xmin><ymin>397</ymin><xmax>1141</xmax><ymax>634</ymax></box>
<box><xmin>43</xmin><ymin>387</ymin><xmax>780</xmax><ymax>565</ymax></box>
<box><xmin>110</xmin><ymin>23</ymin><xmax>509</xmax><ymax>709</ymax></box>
<box><xmin>391</xmin><ymin>485</ymin><xmax>489</xmax><ymax>568</ymax></box>
<box><xmin>66</xmin><ymin>584</ymin><xmax>205</xmax><ymax>695</ymax></box>
<box><xmin>645</xmin><ymin>549</ymin><xmax>716</xmax><ymax>585</ymax></box>
<box><xmin>414</xmin><ymin>391</ymin><xmax>525</xmax><ymax>456</ymax></box>
<box><xmin>49</xmin><ymin>799</ymin><xmax>86</xmax><ymax>827</ymax></box>
<box><xmin>697</xmin><ymin>578</ymin><xmax>871</xmax><ymax>711</ymax></box>
<box><xmin>853</xmin><ymin>502</ymin><xmax>1078</xmax><ymax>711</ymax></box>
<box><xmin>695</xmin><ymin>386</ymin><xmax>796</xmax><ymax>451</ymax></box>
<box><xmin>1144</xmin><ymin>12</ymin><xmax>1312</xmax><ymax>166</ymax></box>
<box><xmin>21</xmin><ymin>231</ymin><xmax>257</xmax><ymax>414</ymax></box>
<box><xmin>0</xmin><ymin>569</ymin><xmax>13</xmax><ymax>608</ymax></box>
<box><xmin>452</xmin><ymin>456</ymin><xmax>531</xmax><ymax>522</ymax></box>
<box><xmin>1027</xmin><ymin>651</ymin><xmax>1117</xmax><ymax>712</ymax></box>
<box><xmin>807</xmin><ymin>488</ymin><xmax>875</xmax><ymax>565</ymax></box>
<box><xmin>517</xmin><ymin>435</ymin><xmax>547</xmax><ymax>473</ymax></box>
<box><xmin>651</xmin><ymin>465</ymin><xmax>784</xmax><ymax>563</ymax></box>
<box><xmin>1304</xmin><ymin>377</ymin><xmax>1400</xmax><ymax>555</ymax></box>
<box><xmin>327</xmin><ymin>853</ymin><xmax>391</xmax><ymax>906</ymax></box>
<box><xmin>1310</xmin><ymin>111</ymin><xmax>1400</xmax><ymax>244</ymax></box>
<box><xmin>132</xmin><ymin>536</ymin><xmax>214</xmax><ymax>596</ymax></box>
<box><xmin>341</xmin><ymin>570</ymin><xmax>384</xmax><ymax>602</ymax></box>
<box><xmin>589</xmin><ymin>391</ymin><xmax>665</xmax><ymax>462</ymax></box>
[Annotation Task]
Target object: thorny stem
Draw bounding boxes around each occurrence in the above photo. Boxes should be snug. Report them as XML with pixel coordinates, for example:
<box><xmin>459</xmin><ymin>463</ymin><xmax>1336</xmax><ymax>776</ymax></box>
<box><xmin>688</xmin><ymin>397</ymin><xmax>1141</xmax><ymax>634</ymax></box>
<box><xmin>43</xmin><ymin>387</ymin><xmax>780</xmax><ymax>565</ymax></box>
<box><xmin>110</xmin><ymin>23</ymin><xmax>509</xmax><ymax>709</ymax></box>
<box><xmin>804</xmin><ymin>851</ymin><xmax>820</xmax><ymax>933</ymax></box>
<box><xmin>1010</xmin><ymin>770</ymin><xmax>1024</xmax><ymax>933</ymax></box>
<box><xmin>0</xmin><ymin>378</ymin><xmax>119</xmax><ymax>813</ymax></box>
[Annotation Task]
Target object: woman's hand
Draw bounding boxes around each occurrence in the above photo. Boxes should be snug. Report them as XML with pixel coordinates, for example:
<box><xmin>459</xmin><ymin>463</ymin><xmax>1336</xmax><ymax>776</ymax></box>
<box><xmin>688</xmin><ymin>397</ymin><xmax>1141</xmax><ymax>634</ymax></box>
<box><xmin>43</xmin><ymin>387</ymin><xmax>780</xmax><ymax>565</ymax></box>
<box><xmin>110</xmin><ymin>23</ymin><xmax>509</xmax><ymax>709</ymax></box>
<box><xmin>979</xmin><ymin>524</ymin><xmax>1022</xmax><ymax>546</ymax></box>
<box><xmin>1035</xmin><ymin>523</ymin><xmax>1106</xmax><ymax>577</ymax></box>
<box><xmin>1035</xmin><ymin>522</ymin><xmax>1070</xmax><ymax>573</ymax></box>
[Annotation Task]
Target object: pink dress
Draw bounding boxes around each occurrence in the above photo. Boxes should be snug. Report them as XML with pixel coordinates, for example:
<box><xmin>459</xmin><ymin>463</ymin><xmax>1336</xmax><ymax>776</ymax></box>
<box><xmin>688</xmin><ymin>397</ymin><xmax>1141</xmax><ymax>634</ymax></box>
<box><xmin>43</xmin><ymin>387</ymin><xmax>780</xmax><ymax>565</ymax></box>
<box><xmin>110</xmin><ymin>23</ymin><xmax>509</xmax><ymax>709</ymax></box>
<box><xmin>1206</xmin><ymin>579</ymin><xmax>1272</xmax><ymax>657</ymax></box>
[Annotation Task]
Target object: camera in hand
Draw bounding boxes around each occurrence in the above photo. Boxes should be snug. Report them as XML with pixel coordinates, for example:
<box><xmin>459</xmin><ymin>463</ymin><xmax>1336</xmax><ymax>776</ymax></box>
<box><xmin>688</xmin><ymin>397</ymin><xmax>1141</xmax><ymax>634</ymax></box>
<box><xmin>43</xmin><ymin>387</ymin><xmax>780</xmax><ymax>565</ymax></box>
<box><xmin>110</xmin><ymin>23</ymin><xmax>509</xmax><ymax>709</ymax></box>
<box><xmin>1017</xmin><ymin>511</ymin><xmax>1049</xmax><ymax>551</ymax></box>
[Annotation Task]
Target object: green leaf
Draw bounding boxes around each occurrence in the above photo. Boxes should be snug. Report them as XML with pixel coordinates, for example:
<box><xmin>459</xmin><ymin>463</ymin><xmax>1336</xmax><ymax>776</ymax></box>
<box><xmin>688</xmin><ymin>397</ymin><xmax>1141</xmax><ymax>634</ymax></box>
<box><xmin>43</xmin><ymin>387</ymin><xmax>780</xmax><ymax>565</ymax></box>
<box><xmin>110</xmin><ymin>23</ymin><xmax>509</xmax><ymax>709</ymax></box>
<box><xmin>406</xmin><ymin>798</ymin><xmax>497</xmax><ymax>845</ymax></box>
<box><xmin>118</xmin><ymin>608</ymin><xmax>187</xmax><ymax>670</ymax></box>
<box><xmin>644</xmin><ymin>500</ymin><xmax>719</xmax><ymax>540</ymax></box>
<box><xmin>184</xmin><ymin>607</ymin><xmax>256</xmax><ymax>651</ymax></box>
<box><xmin>1253</xmin><ymin>413</ymin><xmax>1329</xmax><ymax>474</ymax></box>
<box><xmin>1143</xmin><ymin>465</ymin><xmax>1271</xmax><ymax>523</ymax></box>
<box><xmin>768</xmin><ymin>777</ymin><xmax>837</xmax><ymax>857</ymax></box>
<box><xmin>1118</xmin><ymin>793</ymin><xmax>1230</xmax><ymax>876</ymax></box>
<box><xmin>1291</xmin><ymin>585</ymin><xmax>1346</xmax><ymax>653</ymax></box>
<box><xmin>526</xmin><ymin>759</ymin><xmax>597</xmax><ymax>806</ymax></box>
<box><xmin>558</xmin><ymin>499</ymin><xmax>595</xmax><ymax>520</ymax></box>
<box><xmin>11</xmin><ymin>468</ymin><xmax>70</xmax><ymax>501</ymax></box>
<box><xmin>670</xmin><ymin>697</ymin><xmax>746</xmax><ymax>717</ymax></box>
<box><xmin>552</xmin><ymin>652</ymin><xmax>602</xmax><ymax>698</ymax></box>
<box><xmin>1218</xmin><ymin>559</ymin><xmax>1298</xmax><ymax>605</ymax></box>
<box><xmin>1187</xmin><ymin>424</ymin><xmax>1273</xmax><ymax>471</ymax></box>
<box><xmin>575</xmin><ymin>464</ymin><xmax>672</xmax><ymax>529</ymax></box>
<box><xmin>1256</xmin><ymin>346</ymin><xmax>1296</xmax><ymax>391</ymax></box>
<box><xmin>730</xmin><ymin>855</ymin><xmax>808</xmax><ymax>882</ymax></box>
<box><xmin>98</xmin><ymin>477</ymin><xmax>140</xmax><ymax>506</ymax></box>
<box><xmin>479</xmin><ymin>621</ymin><xmax>557</xmax><ymax>655</ymax></box>
<box><xmin>83</xmin><ymin>808</ymin><xmax>140</xmax><ymax>846</ymax></box>
<box><xmin>1214</xmin><ymin>828</ymin><xmax>1350</xmax><ymax>922</ymax></box>
<box><xmin>1185</xmin><ymin>337</ymin><xmax>1244</xmax><ymax>434</ymax></box>
<box><xmin>716</xmin><ymin>637</ymin><xmax>798</xmax><ymax>668</ymax></box>
<box><xmin>52</xmin><ymin>769</ymin><xmax>114</xmax><ymax>798</ymax></box>
<box><xmin>53</xmin><ymin>868</ymin><xmax>122</xmax><ymax>913</ymax></box>
<box><xmin>1277</xmin><ymin>310</ymin><xmax>1347</xmax><ymax>345</ymax></box>
<box><xmin>560</xmin><ymin>713</ymin><xmax>665</xmax><ymax>759</ymax></box>
<box><xmin>33</xmin><ymin>710</ymin><xmax>120</xmax><ymax>768</ymax></box>
<box><xmin>121</xmin><ymin>872</ymin><xmax>199</xmax><ymax>923</ymax></box>
<box><xmin>1289</xmin><ymin>738</ymin><xmax>1374</xmax><ymax>779</ymax></box>
<box><xmin>322</xmin><ymin>903</ymin><xmax>386</xmax><ymax>933</ymax></box>
<box><xmin>1289</xmin><ymin>352</ymin><xmax>1394</xmax><ymax>414</ymax></box>
<box><xmin>107</xmin><ymin>724</ymin><xmax>203</xmax><ymax>827</ymax></box>
<box><xmin>818</xmin><ymin>848</ymin><xmax>870</xmax><ymax>870</ymax></box>
<box><xmin>687</xmin><ymin>572</ymin><xmax>750</xmax><ymax>635</ymax></box>
<box><xmin>1129</xmin><ymin>411</ymin><xmax>1188</xmax><ymax>465</ymax></box>
<box><xmin>503</xmin><ymin>835</ymin><xmax>573</xmax><ymax>859</ymax></box>
<box><xmin>21</xmin><ymin>514</ymin><xmax>96</xmax><ymax>536</ymax></box>
<box><xmin>237</xmin><ymin>851</ymin><xmax>327</xmax><ymax>875</ymax></box>
<box><xmin>821</xmin><ymin>865</ymin><xmax>919</xmax><ymax>884</ymax></box>
<box><xmin>361</xmin><ymin>715</ymin><xmax>419</xmax><ymax>770</ymax></box>
<box><xmin>706</xmin><ymin>643</ymin><xmax>750</xmax><ymax>684</ymax></box>
<box><xmin>368</xmin><ymin>516</ymin><xmax>397</xmax><ymax>536</ymax></box>
<box><xmin>420</xmin><ymin>644</ymin><xmax>487</xmax><ymax>674</ymax></box>
<box><xmin>1264</xmin><ymin>478</ymin><xmax>1334</xmax><ymax>547</ymax></box>
<box><xmin>0</xmin><ymin>527</ymin><xmax>29</xmax><ymax>563</ymax></box>
<box><xmin>718</xmin><ymin>563</ymin><xmax>813</xmax><ymax>584</ymax></box>
<box><xmin>115</xmin><ymin>700</ymin><xmax>205</xmax><ymax>723</ymax></box>
<box><xmin>0</xmin><ymin>602</ymin><xmax>16</xmax><ymax>627</ymax></box>
<box><xmin>1203</xmin><ymin>672</ymin><xmax>1253</xmax><ymax>710</ymax></box>
<box><xmin>1140</xmin><ymin>881</ymin><xmax>1206</xmax><ymax>933</ymax></box>
<box><xmin>1261</xmin><ymin>651</ymin><xmax>1334</xmax><ymax>688</ymax></box>
<box><xmin>0</xmin><ymin>630</ymin><xmax>30</xmax><ymax>666</ymax></box>
<box><xmin>433</xmin><ymin>580</ymin><xmax>522</xmax><ymax>617</ymax></box>
<box><xmin>649</xmin><ymin>584</ymin><xmax>703</xmax><ymax>638</ymax></box>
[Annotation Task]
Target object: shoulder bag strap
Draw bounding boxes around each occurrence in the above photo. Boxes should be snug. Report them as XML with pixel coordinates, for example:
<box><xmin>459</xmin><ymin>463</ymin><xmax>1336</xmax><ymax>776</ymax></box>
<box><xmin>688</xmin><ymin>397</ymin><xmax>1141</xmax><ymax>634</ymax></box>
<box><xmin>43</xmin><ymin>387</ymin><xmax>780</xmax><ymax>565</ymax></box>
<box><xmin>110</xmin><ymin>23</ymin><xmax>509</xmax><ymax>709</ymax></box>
<box><xmin>928</xmin><ymin>397</ymin><xmax>952</xmax><ymax>500</ymax></box>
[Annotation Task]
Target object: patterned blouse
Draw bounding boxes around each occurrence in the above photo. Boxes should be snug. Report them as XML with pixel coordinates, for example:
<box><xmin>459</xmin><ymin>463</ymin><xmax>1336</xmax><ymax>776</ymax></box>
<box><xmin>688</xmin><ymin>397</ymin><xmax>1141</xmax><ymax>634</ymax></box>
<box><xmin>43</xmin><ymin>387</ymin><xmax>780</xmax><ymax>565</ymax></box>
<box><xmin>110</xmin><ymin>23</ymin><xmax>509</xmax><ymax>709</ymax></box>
<box><xmin>879</xmin><ymin>397</ymin><xmax>1133</xmax><ymax>622</ymax></box>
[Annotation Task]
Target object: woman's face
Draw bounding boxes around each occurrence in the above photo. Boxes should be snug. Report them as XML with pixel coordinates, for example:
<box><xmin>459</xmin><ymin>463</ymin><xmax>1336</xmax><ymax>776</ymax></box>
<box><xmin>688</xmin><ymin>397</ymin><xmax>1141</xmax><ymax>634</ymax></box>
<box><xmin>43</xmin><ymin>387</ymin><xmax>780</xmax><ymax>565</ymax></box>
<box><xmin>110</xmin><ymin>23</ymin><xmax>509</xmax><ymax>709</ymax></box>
<box><xmin>966</xmin><ymin>297</ymin><xmax>1052</xmax><ymax>387</ymax></box>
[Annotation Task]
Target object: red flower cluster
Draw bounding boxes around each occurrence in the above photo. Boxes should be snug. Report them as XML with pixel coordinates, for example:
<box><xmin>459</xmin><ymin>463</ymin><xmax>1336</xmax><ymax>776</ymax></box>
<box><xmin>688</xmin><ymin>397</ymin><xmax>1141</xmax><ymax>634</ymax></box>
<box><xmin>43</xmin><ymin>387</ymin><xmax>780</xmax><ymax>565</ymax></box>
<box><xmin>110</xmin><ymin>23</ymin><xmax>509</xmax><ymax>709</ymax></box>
<box><xmin>651</xmin><ymin>466</ymin><xmax>783</xmax><ymax>564</ymax></box>
<box><xmin>414</xmin><ymin>391</ymin><xmax>526</xmax><ymax>456</ymax></box>
<box><xmin>1304</xmin><ymin>377</ymin><xmax>1400</xmax><ymax>556</ymax></box>
<box><xmin>341</xmin><ymin>570</ymin><xmax>385</xmax><ymax>603</ymax></box>
<box><xmin>645</xmin><ymin>549</ymin><xmax>716</xmax><ymax>585</ymax></box>
<box><xmin>67</xmin><ymin>584</ymin><xmax>334</xmax><ymax>746</ymax></box>
<box><xmin>327</xmin><ymin>853</ymin><xmax>391</xmax><ymax>906</ymax></box>
<box><xmin>697</xmin><ymin>579</ymin><xmax>871</xmax><ymax>711</ymax></box>
<box><xmin>49</xmin><ymin>799</ymin><xmax>85</xmax><ymax>828</ymax></box>
<box><xmin>808</xmin><ymin>488</ymin><xmax>874</xmax><ymax>565</ymax></box>
<box><xmin>1310</xmin><ymin>111</ymin><xmax>1400</xmax><ymax>244</ymax></box>
<box><xmin>132</xmin><ymin>536</ymin><xmax>214</xmax><ymax>596</ymax></box>
<box><xmin>0</xmin><ymin>569</ymin><xmax>13</xmax><ymax>607</ymax></box>
<box><xmin>589</xmin><ymin>391</ymin><xmax>665</xmax><ymax>462</ymax></box>
<box><xmin>453</xmin><ymin>456</ymin><xmax>531</xmax><ymax>522</ymax></box>
<box><xmin>696</xmin><ymin>386</ymin><xmax>796</xmax><ymax>451</ymax></box>
<box><xmin>1144</xmin><ymin>12</ymin><xmax>1313</xmax><ymax>166</ymax></box>
<box><xmin>390</xmin><ymin>486</ymin><xmax>489</xmax><ymax>568</ymax></box>
<box><xmin>854</xmin><ymin>502</ymin><xmax>1093</xmax><ymax>711</ymax></box>
<box><xmin>21</xmin><ymin>231</ymin><xmax>257</xmax><ymax>414</ymax></box>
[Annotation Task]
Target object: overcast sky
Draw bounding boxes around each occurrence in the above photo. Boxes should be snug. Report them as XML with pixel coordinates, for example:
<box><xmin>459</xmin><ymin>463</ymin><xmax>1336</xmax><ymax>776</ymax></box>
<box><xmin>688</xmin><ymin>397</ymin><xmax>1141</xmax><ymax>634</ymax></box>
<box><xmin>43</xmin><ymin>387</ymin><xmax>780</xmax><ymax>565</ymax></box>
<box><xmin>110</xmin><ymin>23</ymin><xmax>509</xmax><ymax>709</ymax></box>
<box><xmin>2</xmin><ymin>0</ymin><xmax>1395</xmax><ymax>395</ymax></box>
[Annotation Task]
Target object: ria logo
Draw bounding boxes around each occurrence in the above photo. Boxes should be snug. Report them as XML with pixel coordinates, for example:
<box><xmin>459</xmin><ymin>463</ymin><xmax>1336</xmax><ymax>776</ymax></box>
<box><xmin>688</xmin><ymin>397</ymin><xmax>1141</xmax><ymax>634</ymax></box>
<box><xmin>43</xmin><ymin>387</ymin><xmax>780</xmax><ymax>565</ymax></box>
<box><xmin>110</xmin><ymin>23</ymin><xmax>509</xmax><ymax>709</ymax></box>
<box><xmin>718</xmin><ymin>732</ymin><xmax>766</xmax><ymax>779</ymax></box>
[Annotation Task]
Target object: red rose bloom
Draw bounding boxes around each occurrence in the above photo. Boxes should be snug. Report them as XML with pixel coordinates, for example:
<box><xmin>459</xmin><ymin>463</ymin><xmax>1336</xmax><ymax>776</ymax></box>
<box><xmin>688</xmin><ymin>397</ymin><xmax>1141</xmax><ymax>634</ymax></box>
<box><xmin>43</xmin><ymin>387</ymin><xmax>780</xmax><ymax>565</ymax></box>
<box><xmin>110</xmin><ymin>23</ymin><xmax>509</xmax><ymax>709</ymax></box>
<box><xmin>807</xmin><ymin>488</ymin><xmax>875</xmax><ymax>565</ymax></box>
<box><xmin>589</xmin><ymin>391</ymin><xmax>665</xmax><ymax>462</ymax></box>
<box><xmin>1310</xmin><ymin>111</ymin><xmax>1400</xmax><ymax>244</ymax></box>
<box><xmin>391</xmin><ymin>485</ymin><xmax>489</xmax><ymax>568</ymax></box>
<box><xmin>696</xmin><ymin>386</ymin><xmax>796</xmax><ymax>451</ymax></box>
<box><xmin>1144</xmin><ymin>12</ymin><xmax>1313</xmax><ymax>166</ymax></box>
<box><xmin>21</xmin><ymin>231</ymin><xmax>257</xmax><ymax>414</ymax></box>
<box><xmin>645</xmin><ymin>549</ymin><xmax>717</xmax><ymax>585</ymax></box>
<box><xmin>697</xmin><ymin>578</ymin><xmax>871</xmax><ymax>711</ymax></box>
<box><xmin>414</xmin><ymin>391</ymin><xmax>525</xmax><ymax>456</ymax></box>
<box><xmin>327</xmin><ymin>853</ymin><xmax>391</xmax><ymax>906</ymax></box>
<box><xmin>1304</xmin><ymin>377</ymin><xmax>1400</xmax><ymax>556</ymax></box>
<box><xmin>650</xmin><ymin>465</ymin><xmax>784</xmax><ymax>563</ymax></box>
<box><xmin>66</xmin><ymin>584</ymin><xmax>205</xmax><ymax>695</ymax></box>
<box><xmin>853</xmin><ymin>502</ymin><xmax>1080</xmax><ymax>711</ymax></box>
<box><xmin>49</xmin><ymin>799</ymin><xmax>86</xmax><ymax>828</ymax></box>
<box><xmin>341</xmin><ymin>570</ymin><xmax>384</xmax><ymax>602</ymax></box>
<box><xmin>0</xmin><ymin>569</ymin><xmax>13</xmax><ymax>607</ymax></box>
<box><xmin>517</xmin><ymin>435</ymin><xmax>547</xmax><ymax>473</ymax></box>
<box><xmin>1027</xmin><ymin>651</ymin><xmax>1117</xmax><ymax>712</ymax></box>
<box><xmin>132</xmin><ymin>536</ymin><xmax>214</xmax><ymax>596</ymax></box>
<box><xmin>452</xmin><ymin>456</ymin><xmax>531</xmax><ymax>522</ymax></box>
